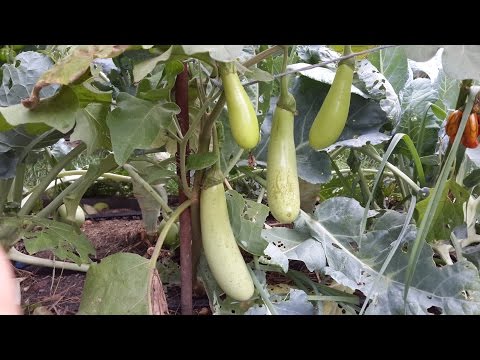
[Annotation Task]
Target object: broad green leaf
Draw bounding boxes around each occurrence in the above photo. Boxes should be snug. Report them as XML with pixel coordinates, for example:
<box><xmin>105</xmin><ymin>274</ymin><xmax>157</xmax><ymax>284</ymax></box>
<box><xmin>70</xmin><ymin>82</ymin><xmax>112</xmax><ymax>107</ymax></box>
<box><xmin>368</xmin><ymin>46</ymin><xmax>409</xmax><ymax>94</ymax></box>
<box><xmin>434</xmin><ymin>67</ymin><xmax>460</xmax><ymax>112</ymax></box>
<box><xmin>464</xmin><ymin>244</ymin><xmax>480</xmax><ymax>269</ymax></box>
<box><xmin>78</xmin><ymin>253</ymin><xmax>152</xmax><ymax>315</ymax></box>
<box><xmin>70</xmin><ymin>103</ymin><xmax>111</xmax><ymax>154</ymax></box>
<box><xmin>261</xmin><ymin>227</ymin><xmax>326</xmax><ymax>272</ymax></box>
<box><xmin>0</xmin><ymin>86</ymin><xmax>79</xmax><ymax>133</ymax></box>
<box><xmin>244</xmin><ymin>67</ymin><xmax>274</xmax><ymax>82</ymax></box>
<box><xmin>133</xmin><ymin>47</ymin><xmax>173</xmax><ymax>82</ymax></box>
<box><xmin>403</xmin><ymin>45</ymin><xmax>440</xmax><ymax>62</ymax></box>
<box><xmin>0</xmin><ymin>125</ymin><xmax>63</xmax><ymax>179</ymax></box>
<box><xmin>23</xmin><ymin>217</ymin><xmax>95</xmax><ymax>265</ymax></box>
<box><xmin>225</xmin><ymin>189</ymin><xmax>269</xmax><ymax>256</ymax></box>
<box><xmin>457</xmin><ymin>147</ymin><xmax>480</xmax><ymax>187</ymax></box>
<box><xmin>396</xmin><ymin>78</ymin><xmax>440</xmax><ymax>156</ymax></box>
<box><xmin>404</xmin><ymin>46</ymin><xmax>480</xmax><ymax>81</ymax></box>
<box><xmin>181</xmin><ymin>45</ymin><xmax>243</xmax><ymax>62</ymax></box>
<box><xmin>415</xmin><ymin>179</ymin><xmax>470</xmax><ymax>243</ymax></box>
<box><xmin>39</xmin><ymin>45</ymin><xmax>130</xmax><ymax>86</ymax></box>
<box><xmin>106</xmin><ymin>93</ymin><xmax>180</xmax><ymax>165</ymax></box>
<box><xmin>186</xmin><ymin>152</ymin><xmax>218</xmax><ymax>171</ymax></box>
<box><xmin>296</xmin><ymin>197</ymin><xmax>480</xmax><ymax>314</ymax></box>
<box><xmin>0</xmin><ymin>51</ymin><xmax>58</xmax><ymax>107</ymax></box>
<box><xmin>132</xmin><ymin>179</ymin><xmax>162</xmax><ymax>235</ymax></box>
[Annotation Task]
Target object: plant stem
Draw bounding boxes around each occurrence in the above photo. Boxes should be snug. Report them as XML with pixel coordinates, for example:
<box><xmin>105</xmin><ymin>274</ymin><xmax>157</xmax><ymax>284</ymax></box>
<box><xmin>123</xmin><ymin>163</ymin><xmax>173</xmax><ymax>215</ymax></box>
<box><xmin>147</xmin><ymin>200</ymin><xmax>192</xmax><ymax>313</ymax></box>
<box><xmin>19</xmin><ymin>143</ymin><xmax>86</xmax><ymax>216</ymax></box>
<box><xmin>175</xmin><ymin>63</ymin><xmax>193</xmax><ymax>315</ymax></box>
<box><xmin>247</xmin><ymin>266</ymin><xmax>278</xmax><ymax>315</ymax></box>
<box><xmin>224</xmin><ymin>148</ymin><xmax>244</xmax><ymax>175</ymax></box>
<box><xmin>236</xmin><ymin>166</ymin><xmax>267</xmax><ymax>188</ymax></box>
<box><xmin>36</xmin><ymin>178</ymin><xmax>84</xmax><ymax>218</ymax></box>
<box><xmin>57</xmin><ymin>171</ymin><xmax>131</xmax><ymax>182</ymax></box>
<box><xmin>12</xmin><ymin>162</ymin><xmax>26</xmax><ymax>205</ymax></box>
<box><xmin>0</xmin><ymin>179</ymin><xmax>14</xmax><ymax>214</ymax></box>
<box><xmin>358</xmin><ymin>146</ymin><xmax>421</xmax><ymax>193</ymax></box>
<box><xmin>9</xmin><ymin>247</ymin><xmax>89</xmax><ymax>272</ymax></box>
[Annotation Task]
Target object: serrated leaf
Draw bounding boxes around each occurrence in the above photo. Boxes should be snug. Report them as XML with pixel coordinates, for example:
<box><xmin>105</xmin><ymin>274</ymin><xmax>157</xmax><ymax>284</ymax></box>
<box><xmin>39</xmin><ymin>45</ymin><xmax>130</xmax><ymax>86</ymax></box>
<box><xmin>368</xmin><ymin>46</ymin><xmax>409</xmax><ymax>94</ymax></box>
<box><xmin>23</xmin><ymin>217</ymin><xmax>95</xmax><ymax>265</ymax></box>
<box><xmin>78</xmin><ymin>253</ymin><xmax>151</xmax><ymax>315</ymax></box>
<box><xmin>70</xmin><ymin>103</ymin><xmax>111</xmax><ymax>154</ymax></box>
<box><xmin>106</xmin><ymin>93</ymin><xmax>180</xmax><ymax>165</ymax></box>
<box><xmin>261</xmin><ymin>227</ymin><xmax>326</xmax><ymax>272</ymax></box>
<box><xmin>186</xmin><ymin>152</ymin><xmax>218</xmax><ymax>171</ymax></box>
<box><xmin>0</xmin><ymin>51</ymin><xmax>58</xmax><ymax>107</ymax></box>
<box><xmin>0</xmin><ymin>86</ymin><xmax>79</xmax><ymax>133</ymax></box>
<box><xmin>415</xmin><ymin>179</ymin><xmax>470</xmax><ymax>243</ymax></box>
<box><xmin>296</xmin><ymin>197</ymin><xmax>480</xmax><ymax>314</ymax></box>
<box><xmin>225</xmin><ymin>189</ymin><xmax>269</xmax><ymax>256</ymax></box>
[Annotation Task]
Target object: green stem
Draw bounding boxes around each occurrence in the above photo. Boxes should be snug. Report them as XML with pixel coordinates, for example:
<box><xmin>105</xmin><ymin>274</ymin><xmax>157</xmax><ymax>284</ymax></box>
<box><xmin>0</xmin><ymin>179</ymin><xmax>14</xmax><ymax>214</ymax></box>
<box><xmin>9</xmin><ymin>247</ymin><xmax>89</xmax><ymax>272</ymax></box>
<box><xmin>247</xmin><ymin>266</ymin><xmax>278</xmax><ymax>315</ymax></box>
<box><xmin>329</xmin><ymin>154</ymin><xmax>353</xmax><ymax>196</ymax></box>
<box><xmin>358</xmin><ymin>147</ymin><xmax>421</xmax><ymax>193</ymax></box>
<box><xmin>329</xmin><ymin>146</ymin><xmax>346</xmax><ymax>160</ymax></box>
<box><xmin>57</xmin><ymin>170</ymin><xmax>130</xmax><ymax>182</ymax></box>
<box><xmin>36</xmin><ymin>178</ymin><xmax>84</xmax><ymax>218</ymax></box>
<box><xmin>224</xmin><ymin>148</ymin><xmax>244</xmax><ymax>175</ymax></box>
<box><xmin>236</xmin><ymin>166</ymin><xmax>267</xmax><ymax>188</ymax></box>
<box><xmin>123</xmin><ymin>163</ymin><xmax>173</xmax><ymax>215</ymax></box>
<box><xmin>147</xmin><ymin>199</ymin><xmax>192</xmax><ymax>313</ymax></box>
<box><xmin>19</xmin><ymin>143</ymin><xmax>86</xmax><ymax>216</ymax></box>
<box><xmin>12</xmin><ymin>162</ymin><xmax>26</xmax><ymax>205</ymax></box>
<box><xmin>357</xmin><ymin>166</ymin><xmax>376</xmax><ymax>208</ymax></box>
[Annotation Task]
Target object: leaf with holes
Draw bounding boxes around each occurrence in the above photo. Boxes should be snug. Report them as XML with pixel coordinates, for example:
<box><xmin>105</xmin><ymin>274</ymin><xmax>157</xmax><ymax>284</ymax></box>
<box><xmin>23</xmin><ymin>217</ymin><xmax>95</xmax><ymax>265</ymax></box>
<box><xmin>70</xmin><ymin>103</ymin><xmax>111</xmax><ymax>154</ymax></box>
<box><xmin>78</xmin><ymin>253</ymin><xmax>152</xmax><ymax>315</ymax></box>
<box><xmin>293</xmin><ymin>197</ymin><xmax>480</xmax><ymax>314</ymax></box>
<box><xmin>0</xmin><ymin>51</ymin><xmax>58</xmax><ymax>108</ymax></box>
<box><xmin>106</xmin><ymin>93</ymin><xmax>180</xmax><ymax>165</ymax></box>
<box><xmin>354</xmin><ymin>59</ymin><xmax>401</xmax><ymax>124</ymax></box>
<box><xmin>245</xmin><ymin>270</ymin><xmax>314</xmax><ymax>315</ymax></box>
<box><xmin>225</xmin><ymin>189</ymin><xmax>269</xmax><ymax>256</ymax></box>
<box><xmin>261</xmin><ymin>227</ymin><xmax>326</xmax><ymax>272</ymax></box>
